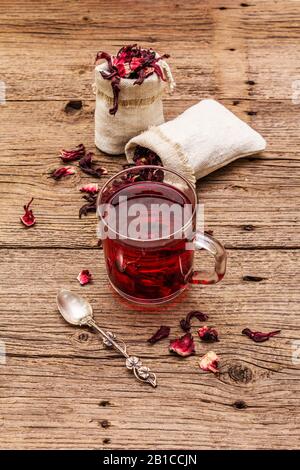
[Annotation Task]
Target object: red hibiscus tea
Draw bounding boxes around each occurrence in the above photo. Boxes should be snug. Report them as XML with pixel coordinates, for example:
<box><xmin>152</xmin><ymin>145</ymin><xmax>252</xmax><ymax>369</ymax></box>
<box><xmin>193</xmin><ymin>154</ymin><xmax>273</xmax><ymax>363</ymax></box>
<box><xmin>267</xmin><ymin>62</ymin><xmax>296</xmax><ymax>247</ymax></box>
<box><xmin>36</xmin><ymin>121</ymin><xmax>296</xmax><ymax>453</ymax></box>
<box><xmin>98</xmin><ymin>166</ymin><xmax>226</xmax><ymax>304</ymax></box>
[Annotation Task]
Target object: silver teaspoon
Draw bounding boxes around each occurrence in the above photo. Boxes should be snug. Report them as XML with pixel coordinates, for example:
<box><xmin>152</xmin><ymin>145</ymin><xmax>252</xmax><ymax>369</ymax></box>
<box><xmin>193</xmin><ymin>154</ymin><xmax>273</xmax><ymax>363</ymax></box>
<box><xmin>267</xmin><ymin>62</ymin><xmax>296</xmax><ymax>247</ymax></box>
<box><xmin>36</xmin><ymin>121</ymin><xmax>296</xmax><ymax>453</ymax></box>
<box><xmin>56</xmin><ymin>289</ymin><xmax>157</xmax><ymax>388</ymax></box>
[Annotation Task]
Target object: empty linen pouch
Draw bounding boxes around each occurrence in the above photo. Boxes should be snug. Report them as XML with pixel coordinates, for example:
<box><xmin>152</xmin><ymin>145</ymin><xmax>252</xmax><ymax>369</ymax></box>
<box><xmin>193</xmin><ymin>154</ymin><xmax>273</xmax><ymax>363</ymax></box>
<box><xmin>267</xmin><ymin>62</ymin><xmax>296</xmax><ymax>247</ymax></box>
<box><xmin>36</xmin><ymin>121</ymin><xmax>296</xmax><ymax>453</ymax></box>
<box><xmin>94</xmin><ymin>61</ymin><xmax>174</xmax><ymax>155</ymax></box>
<box><xmin>125</xmin><ymin>99</ymin><xmax>266</xmax><ymax>184</ymax></box>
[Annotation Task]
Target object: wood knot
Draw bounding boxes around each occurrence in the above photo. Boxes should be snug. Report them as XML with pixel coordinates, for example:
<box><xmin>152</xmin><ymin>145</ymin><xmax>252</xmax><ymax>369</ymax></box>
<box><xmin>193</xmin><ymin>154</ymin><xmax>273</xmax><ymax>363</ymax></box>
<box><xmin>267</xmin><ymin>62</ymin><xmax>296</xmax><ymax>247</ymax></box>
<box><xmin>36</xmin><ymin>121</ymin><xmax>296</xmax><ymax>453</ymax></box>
<box><xmin>233</xmin><ymin>100</ymin><xmax>240</xmax><ymax>106</ymax></box>
<box><xmin>247</xmin><ymin>111</ymin><xmax>257</xmax><ymax>116</ymax></box>
<box><xmin>243</xmin><ymin>224</ymin><xmax>255</xmax><ymax>231</ymax></box>
<box><xmin>228</xmin><ymin>363</ymin><xmax>253</xmax><ymax>384</ymax></box>
<box><xmin>71</xmin><ymin>330</ymin><xmax>93</xmax><ymax>349</ymax></box>
<box><xmin>103</xmin><ymin>438</ymin><xmax>111</xmax><ymax>444</ymax></box>
<box><xmin>245</xmin><ymin>80</ymin><xmax>255</xmax><ymax>85</ymax></box>
<box><xmin>78</xmin><ymin>332</ymin><xmax>89</xmax><ymax>342</ymax></box>
<box><xmin>233</xmin><ymin>400</ymin><xmax>247</xmax><ymax>409</ymax></box>
<box><xmin>64</xmin><ymin>100</ymin><xmax>83</xmax><ymax>114</ymax></box>
<box><xmin>100</xmin><ymin>420</ymin><xmax>110</xmax><ymax>428</ymax></box>
<box><xmin>99</xmin><ymin>400</ymin><xmax>110</xmax><ymax>407</ymax></box>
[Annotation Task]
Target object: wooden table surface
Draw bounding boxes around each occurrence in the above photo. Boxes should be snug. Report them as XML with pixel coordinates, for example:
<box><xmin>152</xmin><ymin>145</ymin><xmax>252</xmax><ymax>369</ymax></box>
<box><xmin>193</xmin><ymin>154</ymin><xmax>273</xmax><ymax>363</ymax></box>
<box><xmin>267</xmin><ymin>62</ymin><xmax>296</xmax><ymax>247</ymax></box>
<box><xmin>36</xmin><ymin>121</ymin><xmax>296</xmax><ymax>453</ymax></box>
<box><xmin>1</xmin><ymin>0</ymin><xmax>300</xmax><ymax>450</ymax></box>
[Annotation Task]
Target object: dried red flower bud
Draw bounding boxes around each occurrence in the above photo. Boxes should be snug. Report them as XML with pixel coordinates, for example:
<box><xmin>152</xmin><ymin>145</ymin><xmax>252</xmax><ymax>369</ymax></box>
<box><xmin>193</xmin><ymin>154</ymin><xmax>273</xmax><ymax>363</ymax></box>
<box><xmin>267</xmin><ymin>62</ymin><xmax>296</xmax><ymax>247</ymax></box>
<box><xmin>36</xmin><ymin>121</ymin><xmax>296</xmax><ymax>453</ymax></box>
<box><xmin>199</xmin><ymin>351</ymin><xmax>220</xmax><ymax>373</ymax></box>
<box><xmin>60</xmin><ymin>144</ymin><xmax>86</xmax><ymax>162</ymax></box>
<box><xmin>169</xmin><ymin>333</ymin><xmax>195</xmax><ymax>357</ymax></box>
<box><xmin>79</xmin><ymin>193</ymin><xmax>97</xmax><ymax>218</ymax></box>
<box><xmin>79</xmin><ymin>152</ymin><xmax>108</xmax><ymax>178</ymax></box>
<box><xmin>130</xmin><ymin>57</ymin><xmax>144</xmax><ymax>71</ymax></box>
<box><xmin>77</xmin><ymin>269</ymin><xmax>92</xmax><ymax>286</ymax></box>
<box><xmin>242</xmin><ymin>328</ymin><xmax>281</xmax><ymax>343</ymax></box>
<box><xmin>198</xmin><ymin>326</ymin><xmax>219</xmax><ymax>343</ymax></box>
<box><xmin>180</xmin><ymin>310</ymin><xmax>209</xmax><ymax>332</ymax></box>
<box><xmin>95</xmin><ymin>51</ymin><xmax>113</xmax><ymax>68</ymax></box>
<box><xmin>95</xmin><ymin>45</ymin><xmax>169</xmax><ymax>113</ymax></box>
<box><xmin>147</xmin><ymin>326</ymin><xmax>170</xmax><ymax>344</ymax></box>
<box><xmin>133</xmin><ymin>146</ymin><xmax>162</xmax><ymax>166</ymax></box>
<box><xmin>50</xmin><ymin>166</ymin><xmax>76</xmax><ymax>180</ymax></box>
<box><xmin>20</xmin><ymin>197</ymin><xmax>36</xmax><ymax>227</ymax></box>
<box><xmin>80</xmin><ymin>184</ymin><xmax>99</xmax><ymax>194</ymax></box>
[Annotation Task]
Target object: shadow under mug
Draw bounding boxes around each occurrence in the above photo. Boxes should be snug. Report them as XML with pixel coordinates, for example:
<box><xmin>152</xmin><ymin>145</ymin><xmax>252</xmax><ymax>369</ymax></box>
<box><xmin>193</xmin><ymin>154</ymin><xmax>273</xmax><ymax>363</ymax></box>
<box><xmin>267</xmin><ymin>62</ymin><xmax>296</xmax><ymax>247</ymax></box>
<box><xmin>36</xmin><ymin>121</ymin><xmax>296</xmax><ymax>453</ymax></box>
<box><xmin>97</xmin><ymin>165</ymin><xmax>227</xmax><ymax>305</ymax></box>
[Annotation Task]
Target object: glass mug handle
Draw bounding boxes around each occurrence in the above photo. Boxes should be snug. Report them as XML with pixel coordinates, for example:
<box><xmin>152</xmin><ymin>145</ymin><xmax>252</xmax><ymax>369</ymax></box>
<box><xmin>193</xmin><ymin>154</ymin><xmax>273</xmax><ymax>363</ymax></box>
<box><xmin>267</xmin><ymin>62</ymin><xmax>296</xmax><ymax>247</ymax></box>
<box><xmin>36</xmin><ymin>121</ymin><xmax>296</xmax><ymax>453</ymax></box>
<box><xmin>189</xmin><ymin>231</ymin><xmax>227</xmax><ymax>285</ymax></box>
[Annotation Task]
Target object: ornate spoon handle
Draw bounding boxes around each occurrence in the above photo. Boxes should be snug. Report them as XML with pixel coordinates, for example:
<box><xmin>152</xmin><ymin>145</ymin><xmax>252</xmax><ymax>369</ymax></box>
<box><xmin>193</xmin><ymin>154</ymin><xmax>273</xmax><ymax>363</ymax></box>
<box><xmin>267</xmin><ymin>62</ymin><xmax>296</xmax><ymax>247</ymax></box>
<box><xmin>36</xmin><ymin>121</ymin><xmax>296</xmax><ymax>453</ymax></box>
<box><xmin>87</xmin><ymin>319</ymin><xmax>157</xmax><ymax>388</ymax></box>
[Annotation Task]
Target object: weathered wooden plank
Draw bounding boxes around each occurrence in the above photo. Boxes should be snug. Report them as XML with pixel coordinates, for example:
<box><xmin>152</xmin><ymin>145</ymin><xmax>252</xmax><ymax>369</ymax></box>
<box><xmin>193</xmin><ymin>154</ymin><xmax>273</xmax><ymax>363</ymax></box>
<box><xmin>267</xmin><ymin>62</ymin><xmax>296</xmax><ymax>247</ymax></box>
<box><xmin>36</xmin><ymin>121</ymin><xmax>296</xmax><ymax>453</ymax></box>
<box><xmin>0</xmin><ymin>248</ymin><xmax>299</xmax><ymax>449</ymax></box>
<box><xmin>0</xmin><ymin>1</ymin><xmax>299</xmax><ymax>102</ymax></box>
<box><xmin>1</xmin><ymin>99</ymin><xmax>299</xmax><ymax>153</ymax></box>
<box><xmin>1</xmin><ymin>155</ymin><xmax>299</xmax><ymax>249</ymax></box>
<box><xmin>1</xmin><ymin>99</ymin><xmax>299</xmax><ymax>249</ymax></box>
<box><xmin>1</xmin><ymin>0</ymin><xmax>300</xmax><ymax>451</ymax></box>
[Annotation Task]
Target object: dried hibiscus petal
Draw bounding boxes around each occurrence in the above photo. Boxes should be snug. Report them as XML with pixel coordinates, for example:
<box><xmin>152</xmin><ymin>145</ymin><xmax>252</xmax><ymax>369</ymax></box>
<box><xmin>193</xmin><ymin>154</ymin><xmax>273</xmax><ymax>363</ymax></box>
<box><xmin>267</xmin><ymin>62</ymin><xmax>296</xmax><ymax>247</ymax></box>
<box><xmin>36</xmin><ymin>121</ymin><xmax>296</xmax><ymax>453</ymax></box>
<box><xmin>20</xmin><ymin>197</ymin><xmax>36</xmax><ymax>227</ymax></box>
<box><xmin>133</xmin><ymin>145</ymin><xmax>162</xmax><ymax>166</ymax></box>
<box><xmin>79</xmin><ymin>152</ymin><xmax>108</xmax><ymax>178</ymax></box>
<box><xmin>147</xmin><ymin>326</ymin><xmax>170</xmax><ymax>344</ymax></box>
<box><xmin>80</xmin><ymin>183</ymin><xmax>99</xmax><ymax>194</ymax></box>
<box><xmin>60</xmin><ymin>144</ymin><xmax>85</xmax><ymax>162</ymax></box>
<box><xmin>95</xmin><ymin>45</ymin><xmax>169</xmax><ymax>114</ymax></box>
<box><xmin>79</xmin><ymin>194</ymin><xmax>97</xmax><ymax>218</ymax></box>
<box><xmin>180</xmin><ymin>310</ymin><xmax>209</xmax><ymax>332</ymax></box>
<box><xmin>198</xmin><ymin>326</ymin><xmax>219</xmax><ymax>343</ymax></box>
<box><xmin>169</xmin><ymin>333</ymin><xmax>195</xmax><ymax>357</ymax></box>
<box><xmin>77</xmin><ymin>270</ymin><xmax>92</xmax><ymax>286</ymax></box>
<box><xmin>50</xmin><ymin>166</ymin><xmax>76</xmax><ymax>180</ymax></box>
<box><xmin>242</xmin><ymin>328</ymin><xmax>281</xmax><ymax>343</ymax></box>
<box><xmin>199</xmin><ymin>351</ymin><xmax>220</xmax><ymax>373</ymax></box>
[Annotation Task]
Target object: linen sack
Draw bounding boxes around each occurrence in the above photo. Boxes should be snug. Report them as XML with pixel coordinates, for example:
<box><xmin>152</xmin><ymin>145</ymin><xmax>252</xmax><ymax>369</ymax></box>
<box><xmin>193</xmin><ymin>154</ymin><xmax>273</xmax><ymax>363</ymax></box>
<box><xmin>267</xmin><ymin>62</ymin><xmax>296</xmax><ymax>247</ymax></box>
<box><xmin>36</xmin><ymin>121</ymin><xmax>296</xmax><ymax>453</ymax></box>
<box><xmin>94</xmin><ymin>61</ymin><xmax>174</xmax><ymax>155</ymax></box>
<box><xmin>125</xmin><ymin>99</ymin><xmax>266</xmax><ymax>184</ymax></box>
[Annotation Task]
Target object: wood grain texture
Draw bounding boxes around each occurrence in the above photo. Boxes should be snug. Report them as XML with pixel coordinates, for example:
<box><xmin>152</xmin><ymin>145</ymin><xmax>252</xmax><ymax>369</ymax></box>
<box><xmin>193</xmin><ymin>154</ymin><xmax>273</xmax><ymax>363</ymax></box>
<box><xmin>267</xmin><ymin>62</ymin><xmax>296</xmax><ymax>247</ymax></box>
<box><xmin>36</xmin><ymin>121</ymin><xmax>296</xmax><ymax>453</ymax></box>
<box><xmin>0</xmin><ymin>248</ymin><xmax>299</xmax><ymax>449</ymax></box>
<box><xmin>0</xmin><ymin>0</ymin><xmax>300</xmax><ymax>450</ymax></box>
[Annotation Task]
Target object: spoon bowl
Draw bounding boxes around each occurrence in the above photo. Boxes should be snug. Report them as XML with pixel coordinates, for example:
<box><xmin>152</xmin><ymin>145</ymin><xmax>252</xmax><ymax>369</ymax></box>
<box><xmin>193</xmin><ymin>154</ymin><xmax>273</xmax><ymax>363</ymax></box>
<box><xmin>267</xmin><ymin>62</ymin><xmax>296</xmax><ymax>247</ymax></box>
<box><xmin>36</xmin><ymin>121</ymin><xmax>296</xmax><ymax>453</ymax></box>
<box><xmin>56</xmin><ymin>288</ymin><xmax>157</xmax><ymax>387</ymax></box>
<box><xmin>57</xmin><ymin>289</ymin><xmax>93</xmax><ymax>326</ymax></box>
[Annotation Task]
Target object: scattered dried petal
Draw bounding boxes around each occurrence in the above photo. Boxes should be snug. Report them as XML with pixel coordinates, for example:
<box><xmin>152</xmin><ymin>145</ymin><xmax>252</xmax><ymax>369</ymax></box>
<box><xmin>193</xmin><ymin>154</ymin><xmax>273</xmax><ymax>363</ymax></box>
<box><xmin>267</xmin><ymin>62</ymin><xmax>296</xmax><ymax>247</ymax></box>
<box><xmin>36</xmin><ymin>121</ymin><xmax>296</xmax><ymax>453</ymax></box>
<box><xmin>242</xmin><ymin>328</ymin><xmax>281</xmax><ymax>343</ymax></box>
<box><xmin>77</xmin><ymin>269</ymin><xmax>92</xmax><ymax>286</ymax></box>
<box><xmin>60</xmin><ymin>144</ymin><xmax>85</xmax><ymax>162</ymax></box>
<box><xmin>50</xmin><ymin>166</ymin><xmax>76</xmax><ymax>180</ymax></box>
<box><xmin>79</xmin><ymin>193</ymin><xmax>97</xmax><ymax>218</ymax></box>
<box><xmin>20</xmin><ymin>197</ymin><xmax>36</xmax><ymax>227</ymax></box>
<box><xmin>199</xmin><ymin>351</ymin><xmax>220</xmax><ymax>373</ymax></box>
<box><xmin>198</xmin><ymin>326</ymin><xmax>219</xmax><ymax>342</ymax></box>
<box><xmin>79</xmin><ymin>152</ymin><xmax>108</xmax><ymax>178</ymax></box>
<box><xmin>169</xmin><ymin>333</ymin><xmax>195</xmax><ymax>357</ymax></box>
<box><xmin>147</xmin><ymin>326</ymin><xmax>170</xmax><ymax>344</ymax></box>
<box><xmin>180</xmin><ymin>310</ymin><xmax>209</xmax><ymax>332</ymax></box>
<box><xmin>79</xmin><ymin>183</ymin><xmax>99</xmax><ymax>194</ymax></box>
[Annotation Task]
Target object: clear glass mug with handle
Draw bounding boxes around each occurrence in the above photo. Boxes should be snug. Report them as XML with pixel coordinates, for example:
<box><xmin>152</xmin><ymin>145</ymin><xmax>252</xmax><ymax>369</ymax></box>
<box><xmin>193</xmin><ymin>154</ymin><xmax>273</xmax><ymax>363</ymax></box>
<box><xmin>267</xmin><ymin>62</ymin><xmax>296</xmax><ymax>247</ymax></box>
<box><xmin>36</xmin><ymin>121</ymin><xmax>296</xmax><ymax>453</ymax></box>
<box><xmin>97</xmin><ymin>165</ymin><xmax>227</xmax><ymax>304</ymax></box>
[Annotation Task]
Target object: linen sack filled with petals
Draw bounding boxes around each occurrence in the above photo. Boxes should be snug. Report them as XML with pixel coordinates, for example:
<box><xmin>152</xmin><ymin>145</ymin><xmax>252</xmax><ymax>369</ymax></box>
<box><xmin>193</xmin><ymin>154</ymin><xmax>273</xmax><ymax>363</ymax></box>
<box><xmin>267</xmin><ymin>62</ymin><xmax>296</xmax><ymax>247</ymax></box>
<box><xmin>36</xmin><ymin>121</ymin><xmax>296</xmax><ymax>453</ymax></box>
<box><xmin>125</xmin><ymin>99</ymin><xmax>266</xmax><ymax>184</ymax></box>
<box><xmin>94</xmin><ymin>53</ymin><xmax>175</xmax><ymax>155</ymax></box>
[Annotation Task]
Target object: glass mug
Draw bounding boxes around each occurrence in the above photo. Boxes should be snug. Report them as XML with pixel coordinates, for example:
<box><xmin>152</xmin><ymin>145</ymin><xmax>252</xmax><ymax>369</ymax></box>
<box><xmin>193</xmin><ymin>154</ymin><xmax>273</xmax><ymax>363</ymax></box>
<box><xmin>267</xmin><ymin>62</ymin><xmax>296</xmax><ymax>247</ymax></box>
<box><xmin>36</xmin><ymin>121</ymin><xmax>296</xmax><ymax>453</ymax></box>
<box><xmin>97</xmin><ymin>166</ymin><xmax>226</xmax><ymax>304</ymax></box>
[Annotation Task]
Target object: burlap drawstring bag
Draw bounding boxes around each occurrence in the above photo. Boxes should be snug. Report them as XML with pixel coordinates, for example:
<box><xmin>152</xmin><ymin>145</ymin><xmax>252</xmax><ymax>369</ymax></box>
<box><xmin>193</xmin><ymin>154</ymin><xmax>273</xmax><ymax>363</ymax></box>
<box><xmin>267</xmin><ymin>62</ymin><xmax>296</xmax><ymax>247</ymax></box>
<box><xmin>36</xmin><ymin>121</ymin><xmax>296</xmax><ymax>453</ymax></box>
<box><xmin>94</xmin><ymin>61</ymin><xmax>175</xmax><ymax>155</ymax></box>
<box><xmin>125</xmin><ymin>99</ymin><xmax>266</xmax><ymax>185</ymax></box>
